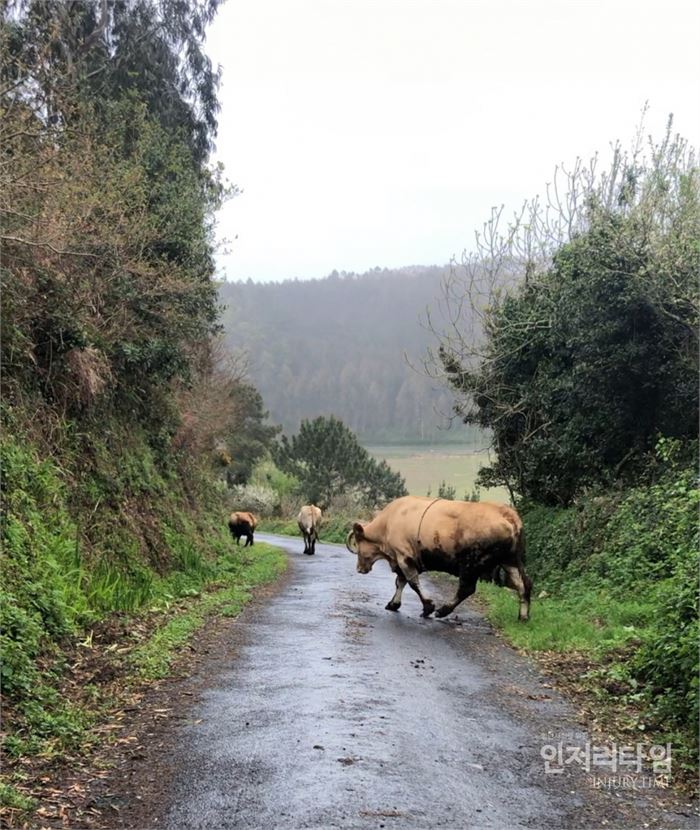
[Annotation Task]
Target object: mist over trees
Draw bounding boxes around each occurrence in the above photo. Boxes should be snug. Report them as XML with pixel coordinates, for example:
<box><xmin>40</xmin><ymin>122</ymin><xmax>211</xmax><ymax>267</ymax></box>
<box><xmin>218</xmin><ymin>266</ymin><xmax>476</xmax><ymax>444</ymax></box>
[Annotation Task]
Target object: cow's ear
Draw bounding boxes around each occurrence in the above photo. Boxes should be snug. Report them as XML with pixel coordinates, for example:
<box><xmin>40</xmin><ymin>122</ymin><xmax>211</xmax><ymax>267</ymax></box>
<box><xmin>353</xmin><ymin>522</ymin><xmax>365</xmax><ymax>540</ymax></box>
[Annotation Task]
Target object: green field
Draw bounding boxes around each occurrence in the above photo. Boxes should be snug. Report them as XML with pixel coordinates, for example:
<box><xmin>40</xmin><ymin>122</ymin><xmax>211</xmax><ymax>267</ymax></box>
<box><xmin>366</xmin><ymin>443</ymin><xmax>509</xmax><ymax>502</ymax></box>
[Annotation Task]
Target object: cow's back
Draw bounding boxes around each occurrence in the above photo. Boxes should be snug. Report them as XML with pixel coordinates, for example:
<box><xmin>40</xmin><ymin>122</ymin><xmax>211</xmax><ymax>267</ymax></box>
<box><xmin>230</xmin><ymin>511</ymin><xmax>256</xmax><ymax>528</ymax></box>
<box><xmin>427</xmin><ymin>501</ymin><xmax>517</xmax><ymax>553</ymax></box>
<box><xmin>298</xmin><ymin>505</ymin><xmax>321</xmax><ymax>531</ymax></box>
<box><xmin>372</xmin><ymin>497</ymin><xmax>517</xmax><ymax>557</ymax></box>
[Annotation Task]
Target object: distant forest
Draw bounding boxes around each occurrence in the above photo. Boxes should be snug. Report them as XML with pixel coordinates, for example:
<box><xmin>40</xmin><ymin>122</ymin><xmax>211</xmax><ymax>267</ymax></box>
<box><xmin>218</xmin><ymin>266</ymin><xmax>474</xmax><ymax>443</ymax></box>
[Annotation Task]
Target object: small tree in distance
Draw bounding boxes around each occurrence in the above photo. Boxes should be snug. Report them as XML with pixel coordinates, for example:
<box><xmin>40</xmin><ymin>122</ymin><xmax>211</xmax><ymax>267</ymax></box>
<box><xmin>275</xmin><ymin>416</ymin><xmax>407</xmax><ymax>509</ymax></box>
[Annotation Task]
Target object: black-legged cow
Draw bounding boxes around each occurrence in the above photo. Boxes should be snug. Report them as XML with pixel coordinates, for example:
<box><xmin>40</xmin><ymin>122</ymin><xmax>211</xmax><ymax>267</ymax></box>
<box><xmin>297</xmin><ymin>504</ymin><xmax>322</xmax><ymax>555</ymax></box>
<box><xmin>347</xmin><ymin>496</ymin><xmax>532</xmax><ymax>621</ymax></box>
<box><xmin>228</xmin><ymin>511</ymin><xmax>257</xmax><ymax>547</ymax></box>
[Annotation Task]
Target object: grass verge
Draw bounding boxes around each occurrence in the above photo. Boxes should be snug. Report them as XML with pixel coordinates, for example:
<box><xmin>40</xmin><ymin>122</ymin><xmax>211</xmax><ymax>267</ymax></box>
<box><xmin>0</xmin><ymin>542</ymin><xmax>286</xmax><ymax>826</ymax></box>
<box><xmin>478</xmin><ymin>581</ymin><xmax>697</xmax><ymax>791</ymax></box>
<box><xmin>132</xmin><ymin>542</ymin><xmax>286</xmax><ymax>679</ymax></box>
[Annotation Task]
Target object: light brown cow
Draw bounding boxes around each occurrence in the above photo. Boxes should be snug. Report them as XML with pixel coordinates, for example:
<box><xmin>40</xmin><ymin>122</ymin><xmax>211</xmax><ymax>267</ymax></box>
<box><xmin>228</xmin><ymin>511</ymin><xmax>258</xmax><ymax>547</ymax></box>
<box><xmin>346</xmin><ymin>496</ymin><xmax>531</xmax><ymax>621</ymax></box>
<box><xmin>297</xmin><ymin>504</ymin><xmax>322</xmax><ymax>555</ymax></box>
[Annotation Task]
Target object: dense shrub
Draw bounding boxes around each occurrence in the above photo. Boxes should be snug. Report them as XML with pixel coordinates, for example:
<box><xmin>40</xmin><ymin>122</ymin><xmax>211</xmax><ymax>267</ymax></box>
<box><xmin>519</xmin><ymin>450</ymin><xmax>699</xmax><ymax>759</ymax></box>
<box><xmin>228</xmin><ymin>484</ymin><xmax>279</xmax><ymax>518</ymax></box>
<box><xmin>437</xmin><ymin>128</ymin><xmax>698</xmax><ymax>504</ymax></box>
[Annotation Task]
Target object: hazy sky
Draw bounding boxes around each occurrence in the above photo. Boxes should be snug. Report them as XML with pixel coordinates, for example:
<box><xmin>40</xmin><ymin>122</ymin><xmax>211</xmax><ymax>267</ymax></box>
<box><xmin>206</xmin><ymin>0</ymin><xmax>699</xmax><ymax>283</ymax></box>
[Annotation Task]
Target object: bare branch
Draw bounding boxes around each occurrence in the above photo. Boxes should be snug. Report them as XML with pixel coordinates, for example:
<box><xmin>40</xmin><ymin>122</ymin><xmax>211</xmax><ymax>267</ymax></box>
<box><xmin>1</xmin><ymin>235</ymin><xmax>98</xmax><ymax>259</ymax></box>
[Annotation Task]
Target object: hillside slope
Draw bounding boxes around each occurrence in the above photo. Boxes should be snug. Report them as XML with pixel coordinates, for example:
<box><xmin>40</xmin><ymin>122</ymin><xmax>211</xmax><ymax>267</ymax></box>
<box><xmin>218</xmin><ymin>266</ymin><xmax>474</xmax><ymax>443</ymax></box>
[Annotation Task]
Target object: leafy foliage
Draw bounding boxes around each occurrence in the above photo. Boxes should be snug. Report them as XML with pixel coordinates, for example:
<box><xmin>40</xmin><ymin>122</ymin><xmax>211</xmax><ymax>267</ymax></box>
<box><xmin>275</xmin><ymin>415</ymin><xmax>407</xmax><ymax>509</ymax></box>
<box><xmin>438</xmin><ymin>126</ymin><xmax>699</xmax><ymax>503</ymax></box>
<box><xmin>485</xmin><ymin>447</ymin><xmax>698</xmax><ymax>762</ymax></box>
<box><xmin>436</xmin><ymin>480</ymin><xmax>456</xmax><ymax>499</ymax></box>
<box><xmin>0</xmin><ymin>0</ymin><xmax>282</xmax><ymax>781</ymax></box>
<box><xmin>3</xmin><ymin>0</ymin><xmax>222</xmax><ymax>164</ymax></box>
<box><xmin>2</xmin><ymin>100</ymin><xmax>224</xmax><ymax>419</ymax></box>
<box><xmin>223</xmin><ymin>384</ymin><xmax>280</xmax><ymax>485</ymax></box>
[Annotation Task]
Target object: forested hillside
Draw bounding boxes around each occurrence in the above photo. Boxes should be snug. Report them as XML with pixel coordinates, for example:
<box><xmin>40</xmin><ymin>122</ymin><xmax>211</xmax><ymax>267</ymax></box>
<box><xmin>218</xmin><ymin>267</ymin><xmax>473</xmax><ymax>443</ymax></box>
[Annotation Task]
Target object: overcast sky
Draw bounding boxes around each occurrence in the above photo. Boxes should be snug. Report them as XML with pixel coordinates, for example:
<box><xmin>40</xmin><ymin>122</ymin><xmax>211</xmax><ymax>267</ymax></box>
<box><xmin>206</xmin><ymin>0</ymin><xmax>699</xmax><ymax>283</ymax></box>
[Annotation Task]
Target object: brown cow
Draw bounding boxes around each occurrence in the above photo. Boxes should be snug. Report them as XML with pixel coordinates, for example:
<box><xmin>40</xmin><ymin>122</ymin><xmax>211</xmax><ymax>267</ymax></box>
<box><xmin>346</xmin><ymin>496</ymin><xmax>531</xmax><ymax>621</ymax></box>
<box><xmin>228</xmin><ymin>511</ymin><xmax>258</xmax><ymax>547</ymax></box>
<box><xmin>297</xmin><ymin>505</ymin><xmax>322</xmax><ymax>555</ymax></box>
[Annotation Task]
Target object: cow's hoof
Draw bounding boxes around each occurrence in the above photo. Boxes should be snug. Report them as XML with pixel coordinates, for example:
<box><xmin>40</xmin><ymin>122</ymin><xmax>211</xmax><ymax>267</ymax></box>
<box><xmin>305</xmin><ymin>551</ymin><xmax>315</xmax><ymax>556</ymax></box>
<box><xmin>435</xmin><ymin>605</ymin><xmax>452</xmax><ymax>618</ymax></box>
<box><xmin>420</xmin><ymin>600</ymin><xmax>436</xmax><ymax>618</ymax></box>
<box><xmin>385</xmin><ymin>601</ymin><xmax>401</xmax><ymax>612</ymax></box>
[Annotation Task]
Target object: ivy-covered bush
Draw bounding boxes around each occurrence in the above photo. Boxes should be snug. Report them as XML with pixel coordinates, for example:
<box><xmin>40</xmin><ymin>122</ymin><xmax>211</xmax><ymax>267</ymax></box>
<box><xmin>519</xmin><ymin>446</ymin><xmax>699</xmax><ymax>760</ymax></box>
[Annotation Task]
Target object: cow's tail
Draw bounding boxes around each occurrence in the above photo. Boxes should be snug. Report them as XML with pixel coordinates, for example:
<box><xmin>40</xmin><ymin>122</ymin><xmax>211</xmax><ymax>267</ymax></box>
<box><xmin>515</xmin><ymin>524</ymin><xmax>526</xmax><ymax>566</ymax></box>
<box><xmin>492</xmin><ymin>513</ymin><xmax>525</xmax><ymax>586</ymax></box>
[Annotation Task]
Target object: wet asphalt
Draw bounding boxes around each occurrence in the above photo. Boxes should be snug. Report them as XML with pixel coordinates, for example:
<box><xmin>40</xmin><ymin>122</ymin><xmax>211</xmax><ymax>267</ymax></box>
<box><xmin>158</xmin><ymin>535</ymin><xmax>692</xmax><ymax>830</ymax></box>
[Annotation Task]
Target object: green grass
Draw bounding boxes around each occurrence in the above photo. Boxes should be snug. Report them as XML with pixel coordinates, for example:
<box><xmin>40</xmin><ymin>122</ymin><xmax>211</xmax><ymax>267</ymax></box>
<box><xmin>0</xmin><ymin>424</ymin><xmax>288</xmax><ymax>777</ymax></box>
<box><xmin>132</xmin><ymin>542</ymin><xmax>286</xmax><ymax>679</ymax></box>
<box><xmin>0</xmin><ymin>783</ymin><xmax>37</xmax><ymax>813</ymax></box>
<box><xmin>1</xmin><ymin>540</ymin><xmax>287</xmax><ymax>765</ymax></box>
<box><xmin>476</xmin><ymin>460</ymin><xmax>699</xmax><ymax>772</ymax></box>
<box><xmin>478</xmin><ymin>583</ymin><xmax>648</xmax><ymax>653</ymax></box>
<box><xmin>365</xmin><ymin>443</ymin><xmax>509</xmax><ymax>500</ymax></box>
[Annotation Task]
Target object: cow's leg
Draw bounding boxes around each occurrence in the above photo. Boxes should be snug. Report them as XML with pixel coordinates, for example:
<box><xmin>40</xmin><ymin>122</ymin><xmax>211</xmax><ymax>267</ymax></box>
<box><xmin>401</xmin><ymin>564</ymin><xmax>435</xmax><ymax>617</ymax></box>
<box><xmin>503</xmin><ymin>565</ymin><xmax>532</xmax><ymax>621</ymax></box>
<box><xmin>435</xmin><ymin>569</ymin><xmax>478</xmax><ymax>618</ymax></box>
<box><xmin>386</xmin><ymin>572</ymin><xmax>407</xmax><ymax>611</ymax></box>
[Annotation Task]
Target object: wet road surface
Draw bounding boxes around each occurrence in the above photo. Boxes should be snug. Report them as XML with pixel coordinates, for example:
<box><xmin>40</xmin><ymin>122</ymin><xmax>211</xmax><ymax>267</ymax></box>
<box><xmin>155</xmin><ymin>535</ymin><xmax>691</xmax><ymax>830</ymax></box>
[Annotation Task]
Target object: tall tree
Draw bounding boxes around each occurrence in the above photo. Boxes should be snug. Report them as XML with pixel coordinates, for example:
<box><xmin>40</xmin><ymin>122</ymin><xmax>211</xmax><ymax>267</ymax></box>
<box><xmin>436</xmin><ymin>124</ymin><xmax>699</xmax><ymax>504</ymax></box>
<box><xmin>1</xmin><ymin>0</ymin><xmax>243</xmax><ymax>454</ymax></box>
<box><xmin>275</xmin><ymin>416</ymin><xmax>407</xmax><ymax>508</ymax></box>
<box><xmin>2</xmin><ymin>0</ymin><xmax>221</xmax><ymax>163</ymax></box>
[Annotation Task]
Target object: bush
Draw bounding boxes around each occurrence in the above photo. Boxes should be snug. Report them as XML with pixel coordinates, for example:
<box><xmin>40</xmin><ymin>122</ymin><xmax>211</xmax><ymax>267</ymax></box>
<box><xmin>633</xmin><ymin>550</ymin><xmax>699</xmax><ymax>736</ymax></box>
<box><xmin>437</xmin><ymin>127</ymin><xmax>698</xmax><ymax>504</ymax></box>
<box><xmin>517</xmin><ymin>451</ymin><xmax>699</xmax><ymax>760</ymax></box>
<box><xmin>228</xmin><ymin>484</ymin><xmax>279</xmax><ymax>517</ymax></box>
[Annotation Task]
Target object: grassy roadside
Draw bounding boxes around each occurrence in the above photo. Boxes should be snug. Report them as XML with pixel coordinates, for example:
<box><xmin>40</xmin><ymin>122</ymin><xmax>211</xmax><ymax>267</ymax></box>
<box><xmin>473</xmin><ymin>463</ymin><xmax>698</xmax><ymax>786</ymax></box>
<box><xmin>0</xmin><ymin>541</ymin><xmax>286</xmax><ymax>825</ymax></box>
<box><xmin>478</xmin><ymin>582</ymin><xmax>697</xmax><ymax>793</ymax></box>
<box><xmin>132</xmin><ymin>542</ymin><xmax>286</xmax><ymax>679</ymax></box>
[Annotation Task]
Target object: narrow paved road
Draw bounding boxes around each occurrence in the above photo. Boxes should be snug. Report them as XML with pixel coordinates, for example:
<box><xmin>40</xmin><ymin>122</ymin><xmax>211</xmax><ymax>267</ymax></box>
<box><xmin>144</xmin><ymin>535</ymin><xmax>689</xmax><ymax>830</ymax></box>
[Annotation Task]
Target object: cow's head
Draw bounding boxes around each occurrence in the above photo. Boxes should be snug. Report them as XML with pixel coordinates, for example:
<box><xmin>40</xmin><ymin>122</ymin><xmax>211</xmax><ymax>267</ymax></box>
<box><xmin>346</xmin><ymin>522</ymin><xmax>384</xmax><ymax>574</ymax></box>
